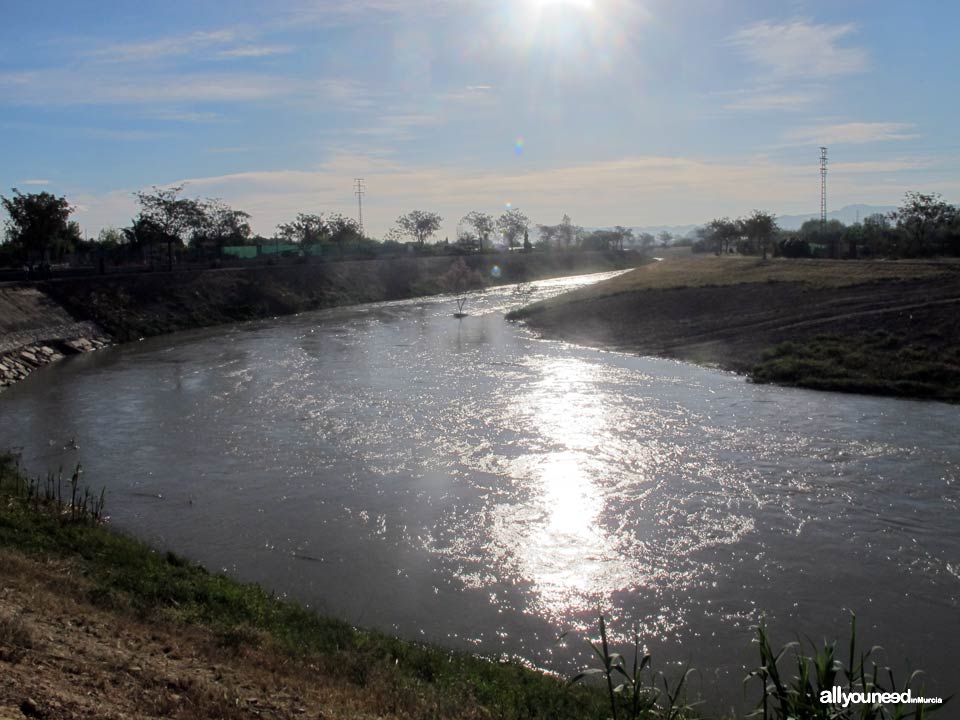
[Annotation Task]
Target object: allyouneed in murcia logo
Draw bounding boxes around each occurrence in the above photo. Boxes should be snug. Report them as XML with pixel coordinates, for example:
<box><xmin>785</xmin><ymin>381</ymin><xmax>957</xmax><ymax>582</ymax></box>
<box><xmin>820</xmin><ymin>687</ymin><xmax>943</xmax><ymax>708</ymax></box>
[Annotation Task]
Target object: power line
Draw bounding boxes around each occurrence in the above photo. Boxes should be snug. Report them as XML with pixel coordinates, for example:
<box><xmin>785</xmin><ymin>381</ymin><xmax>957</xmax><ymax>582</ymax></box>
<box><xmin>354</xmin><ymin>178</ymin><xmax>365</xmax><ymax>233</ymax></box>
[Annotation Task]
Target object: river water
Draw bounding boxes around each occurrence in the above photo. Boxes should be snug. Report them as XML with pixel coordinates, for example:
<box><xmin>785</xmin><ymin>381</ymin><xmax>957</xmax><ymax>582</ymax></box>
<box><xmin>2</xmin><ymin>271</ymin><xmax>958</xmax><ymax>709</ymax></box>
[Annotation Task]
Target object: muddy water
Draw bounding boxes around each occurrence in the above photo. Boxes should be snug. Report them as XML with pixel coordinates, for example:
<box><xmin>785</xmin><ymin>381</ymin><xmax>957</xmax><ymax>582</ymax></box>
<box><xmin>2</xmin><ymin>271</ymin><xmax>957</xmax><ymax>709</ymax></box>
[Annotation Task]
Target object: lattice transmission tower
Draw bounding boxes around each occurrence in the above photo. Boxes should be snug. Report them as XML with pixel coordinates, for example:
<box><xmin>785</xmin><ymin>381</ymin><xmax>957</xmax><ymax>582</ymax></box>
<box><xmin>819</xmin><ymin>147</ymin><xmax>828</xmax><ymax>229</ymax></box>
<box><xmin>354</xmin><ymin>178</ymin><xmax>366</xmax><ymax>233</ymax></box>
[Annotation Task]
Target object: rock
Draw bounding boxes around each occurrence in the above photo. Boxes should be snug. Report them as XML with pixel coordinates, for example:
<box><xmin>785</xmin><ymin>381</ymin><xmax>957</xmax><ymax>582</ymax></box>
<box><xmin>19</xmin><ymin>351</ymin><xmax>38</xmax><ymax>365</ymax></box>
<box><xmin>19</xmin><ymin>697</ymin><xmax>44</xmax><ymax>718</ymax></box>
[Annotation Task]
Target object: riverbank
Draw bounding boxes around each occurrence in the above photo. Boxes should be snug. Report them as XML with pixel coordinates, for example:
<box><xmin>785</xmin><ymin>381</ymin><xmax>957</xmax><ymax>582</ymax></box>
<box><xmin>0</xmin><ymin>250</ymin><xmax>642</xmax><ymax>391</ymax></box>
<box><xmin>507</xmin><ymin>255</ymin><xmax>960</xmax><ymax>401</ymax></box>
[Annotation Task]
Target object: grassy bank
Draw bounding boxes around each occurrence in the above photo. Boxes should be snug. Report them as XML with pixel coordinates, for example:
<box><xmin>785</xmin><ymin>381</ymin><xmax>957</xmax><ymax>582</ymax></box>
<box><xmin>0</xmin><ymin>455</ymin><xmax>946</xmax><ymax>719</ymax></box>
<box><xmin>508</xmin><ymin>255</ymin><xmax>960</xmax><ymax>402</ymax></box>
<box><xmin>752</xmin><ymin>330</ymin><xmax>960</xmax><ymax>400</ymax></box>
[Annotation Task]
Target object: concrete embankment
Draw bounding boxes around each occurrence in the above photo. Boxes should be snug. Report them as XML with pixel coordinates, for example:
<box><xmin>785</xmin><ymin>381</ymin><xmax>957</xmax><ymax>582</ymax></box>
<box><xmin>1</xmin><ymin>250</ymin><xmax>640</xmax><ymax>389</ymax></box>
<box><xmin>0</xmin><ymin>287</ymin><xmax>110</xmax><ymax>389</ymax></box>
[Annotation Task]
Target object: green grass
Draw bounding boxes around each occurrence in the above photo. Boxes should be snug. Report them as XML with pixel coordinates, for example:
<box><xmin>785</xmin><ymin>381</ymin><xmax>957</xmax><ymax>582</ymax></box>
<box><xmin>750</xmin><ymin>331</ymin><xmax>960</xmax><ymax>401</ymax></box>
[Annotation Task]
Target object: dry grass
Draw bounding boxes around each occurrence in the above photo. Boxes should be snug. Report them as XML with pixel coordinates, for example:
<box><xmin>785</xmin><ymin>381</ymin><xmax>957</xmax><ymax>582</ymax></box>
<box><xmin>522</xmin><ymin>255</ymin><xmax>959</xmax><ymax>312</ymax></box>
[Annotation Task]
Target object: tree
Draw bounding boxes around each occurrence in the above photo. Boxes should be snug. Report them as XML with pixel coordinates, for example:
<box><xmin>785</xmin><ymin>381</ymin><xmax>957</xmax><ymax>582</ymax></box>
<box><xmin>461</xmin><ymin>211</ymin><xmax>495</xmax><ymax>252</ymax></box>
<box><xmin>799</xmin><ymin>218</ymin><xmax>845</xmax><ymax>258</ymax></box>
<box><xmin>276</xmin><ymin>213</ymin><xmax>329</xmax><ymax>253</ymax></box>
<box><xmin>1</xmin><ymin>189</ymin><xmax>79</xmax><ymax>264</ymax></box>
<box><xmin>559</xmin><ymin>214</ymin><xmax>579</xmax><ymax>248</ymax></box>
<box><xmin>536</xmin><ymin>223</ymin><xmax>559</xmax><ymax>249</ymax></box>
<box><xmin>613</xmin><ymin>226</ymin><xmax>633</xmax><ymax>251</ymax></box>
<box><xmin>706</xmin><ymin>218</ymin><xmax>739</xmax><ymax>254</ymax></box>
<box><xmin>497</xmin><ymin>208</ymin><xmax>530</xmax><ymax>249</ymax></box>
<box><xmin>741</xmin><ymin>210</ymin><xmax>778</xmax><ymax>260</ymax></box>
<box><xmin>441</xmin><ymin>258</ymin><xmax>477</xmax><ymax>317</ymax></box>
<box><xmin>133</xmin><ymin>185</ymin><xmax>202</xmax><ymax>269</ymax></box>
<box><xmin>193</xmin><ymin>199</ymin><xmax>251</xmax><ymax>256</ymax></box>
<box><xmin>327</xmin><ymin>214</ymin><xmax>362</xmax><ymax>258</ymax></box>
<box><xmin>122</xmin><ymin>216</ymin><xmax>166</xmax><ymax>249</ymax></box>
<box><xmin>397</xmin><ymin>210</ymin><xmax>442</xmax><ymax>246</ymax></box>
<box><xmin>97</xmin><ymin>227</ymin><xmax>125</xmax><ymax>247</ymax></box>
<box><xmin>657</xmin><ymin>230</ymin><xmax>673</xmax><ymax>248</ymax></box>
<box><xmin>580</xmin><ymin>230</ymin><xmax>620</xmax><ymax>251</ymax></box>
<box><xmin>637</xmin><ymin>231</ymin><xmax>655</xmax><ymax>253</ymax></box>
<box><xmin>890</xmin><ymin>191</ymin><xmax>956</xmax><ymax>256</ymax></box>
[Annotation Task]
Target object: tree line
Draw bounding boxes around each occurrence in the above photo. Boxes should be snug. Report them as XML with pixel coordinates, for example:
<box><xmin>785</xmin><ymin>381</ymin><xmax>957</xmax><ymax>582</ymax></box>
<box><xmin>692</xmin><ymin>193</ymin><xmax>960</xmax><ymax>260</ymax></box>
<box><xmin>3</xmin><ymin>184</ymin><xmax>958</xmax><ymax>270</ymax></box>
<box><xmin>0</xmin><ymin>184</ymin><xmax>641</xmax><ymax>271</ymax></box>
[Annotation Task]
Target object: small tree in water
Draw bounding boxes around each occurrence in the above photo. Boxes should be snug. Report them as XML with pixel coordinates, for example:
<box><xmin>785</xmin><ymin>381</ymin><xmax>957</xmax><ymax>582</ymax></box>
<box><xmin>441</xmin><ymin>258</ymin><xmax>478</xmax><ymax>318</ymax></box>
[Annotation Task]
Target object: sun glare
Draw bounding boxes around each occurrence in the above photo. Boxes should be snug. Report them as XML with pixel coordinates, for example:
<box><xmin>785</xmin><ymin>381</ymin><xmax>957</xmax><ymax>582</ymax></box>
<box><xmin>533</xmin><ymin>0</ymin><xmax>594</xmax><ymax>8</ymax></box>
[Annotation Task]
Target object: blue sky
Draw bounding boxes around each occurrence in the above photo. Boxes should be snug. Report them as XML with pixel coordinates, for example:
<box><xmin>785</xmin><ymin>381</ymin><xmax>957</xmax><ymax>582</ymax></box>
<box><xmin>1</xmin><ymin>0</ymin><xmax>958</xmax><ymax>239</ymax></box>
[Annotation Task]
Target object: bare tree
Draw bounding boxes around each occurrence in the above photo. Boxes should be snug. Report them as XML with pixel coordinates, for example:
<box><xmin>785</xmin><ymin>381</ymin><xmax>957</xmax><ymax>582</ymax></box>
<box><xmin>441</xmin><ymin>258</ymin><xmax>477</xmax><ymax>318</ymax></box>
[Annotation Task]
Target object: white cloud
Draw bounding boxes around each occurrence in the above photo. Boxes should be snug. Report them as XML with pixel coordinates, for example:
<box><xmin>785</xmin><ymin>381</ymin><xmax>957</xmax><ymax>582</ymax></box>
<box><xmin>87</xmin><ymin>30</ymin><xmax>238</xmax><ymax>63</ymax></box>
<box><xmin>0</xmin><ymin>69</ymin><xmax>361</xmax><ymax>108</ymax></box>
<box><xmin>22</xmin><ymin>179</ymin><xmax>50</xmax><ymax>186</ymax></box>
<box><xmin>216</xmin><ymin>45</ymin><xmax>295</xmax><ymax>59</ymax></box>
<box><xmin>729</xmin><ymin>19</ymin><xmax>868</xmax><ymax>79</ymax></box>
<box><xmin>719</xmin><ymin>86</ymin><xmax>825</xmax><ymax>111</ymax></box>
<box><xmin>151</xmin><ymin>109</ymin><xmax>222</xmax><ymax>123</ymax></box>
<box><xmin>784</xmin><ymin>122</ymin><xmax>918</xmax><ymax>145</ymax></box>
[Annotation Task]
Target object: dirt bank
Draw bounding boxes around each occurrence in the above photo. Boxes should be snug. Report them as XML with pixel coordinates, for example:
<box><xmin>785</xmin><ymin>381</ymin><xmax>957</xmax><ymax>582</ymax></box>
<box><xmin>509</xmin><ymin>256</ymin><xmax>960</xmax><ymax>401</ymax></box>
<box><xmin>0</xmin><ymin>549</ymin><xmax>374</xmax><ymax>720</ymax></box>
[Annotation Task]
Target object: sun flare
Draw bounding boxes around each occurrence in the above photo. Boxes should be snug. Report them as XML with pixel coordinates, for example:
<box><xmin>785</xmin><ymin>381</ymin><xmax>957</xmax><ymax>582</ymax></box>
<box><xmin>532</xmin><ymin>0</ymin><xmax>594</xmax><ymax>8</ymax></box>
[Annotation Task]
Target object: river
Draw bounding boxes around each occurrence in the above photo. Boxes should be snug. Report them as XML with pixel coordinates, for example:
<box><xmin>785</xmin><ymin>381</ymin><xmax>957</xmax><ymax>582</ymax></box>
<box><xmin>2</xmin><ymin>270</ymin><xmax>958</xmax><ymax>709</ymax></box>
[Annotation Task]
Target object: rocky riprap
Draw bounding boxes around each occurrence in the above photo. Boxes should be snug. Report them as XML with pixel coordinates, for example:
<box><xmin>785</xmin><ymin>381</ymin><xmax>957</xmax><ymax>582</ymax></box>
<box><xmin>0</xmin><ymin>337</ymin><xmax>111</xmax><ymax>390</ymax></box>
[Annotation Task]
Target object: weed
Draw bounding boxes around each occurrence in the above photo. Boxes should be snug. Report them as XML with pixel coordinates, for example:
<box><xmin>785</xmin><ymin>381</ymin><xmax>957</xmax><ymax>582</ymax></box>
<box><xmin>570</xmin><ymin>613</ymin><xmax>700</xmax><ymax>720</ymax></box>
<box><xmin>747</xmin><ymin>615</ymin><xmax>947</xmax><ymax>719</ymax></box>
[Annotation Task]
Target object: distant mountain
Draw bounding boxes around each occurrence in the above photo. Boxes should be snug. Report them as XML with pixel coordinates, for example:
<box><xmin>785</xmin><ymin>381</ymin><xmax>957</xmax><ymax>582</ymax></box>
<box><xmin>774</xmin><ymin>204</ymin><xmax>896</xmax><ymax>231</ymax></box>
<box><xmin>578</xmin><ymin>223</ymin><xmax>701</xmax><ymax>240</ymax></box>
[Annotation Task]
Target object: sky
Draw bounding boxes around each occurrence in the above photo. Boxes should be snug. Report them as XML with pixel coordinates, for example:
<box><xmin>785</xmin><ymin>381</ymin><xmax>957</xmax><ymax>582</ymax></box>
<box><xmin>1</xmin><ymin>0</ymin><xmax>958</xmax><ymax>240</ymax></box>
